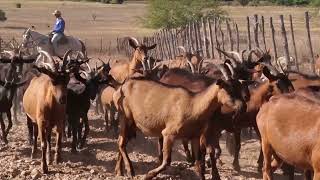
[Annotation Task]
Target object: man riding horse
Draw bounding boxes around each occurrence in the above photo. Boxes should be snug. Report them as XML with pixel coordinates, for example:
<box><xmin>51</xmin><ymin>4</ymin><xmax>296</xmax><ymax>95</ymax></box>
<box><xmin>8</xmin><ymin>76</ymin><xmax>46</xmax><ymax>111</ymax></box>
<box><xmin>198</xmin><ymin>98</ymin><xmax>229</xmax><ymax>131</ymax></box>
<box><xmin>49</xmin><ymin>10</ymin><xmax>65</xmax><ymax>55</ymax></box>
<box><xmin>21</xmin><ymin>10</ymin><xmax>86</xmax><ymax>58</ymax></box>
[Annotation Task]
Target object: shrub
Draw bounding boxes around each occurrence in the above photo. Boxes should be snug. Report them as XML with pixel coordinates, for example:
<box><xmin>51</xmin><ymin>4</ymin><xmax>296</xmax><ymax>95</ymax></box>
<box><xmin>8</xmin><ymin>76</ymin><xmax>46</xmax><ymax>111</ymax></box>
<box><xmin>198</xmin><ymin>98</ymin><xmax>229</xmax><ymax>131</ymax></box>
<box><xmin>238</xmin><ymin>0</ymin><xmax>250</xmax><ymax>6</ymax></box>
<box><xmin>144</xmin><ymin>0</ymin><xmax>226</xmax><ymax>29</ymax></box>
<box><xmin>0</xmin><ymin>10</ymin><xmax>7</xmax><ymax>22</ymax></box>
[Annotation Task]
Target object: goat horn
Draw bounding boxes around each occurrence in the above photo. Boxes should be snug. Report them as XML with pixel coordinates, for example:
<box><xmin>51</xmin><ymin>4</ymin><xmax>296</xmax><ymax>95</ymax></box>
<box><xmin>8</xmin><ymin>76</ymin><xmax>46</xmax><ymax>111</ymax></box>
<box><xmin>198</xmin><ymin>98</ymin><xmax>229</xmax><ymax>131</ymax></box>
<box><xmin>276</xmin><ymin>57</ymin><xmax>287</xmax><ymax>74</ymax></box>
<box><xmin>3</xmin><ymin>50</ymin><xmax>15</xmax><ymax>58</ymax></box>
<box><xmin>225</xmin><ymin>61</ymin><xmax>235</xmax><ymax>79</ymax></box>
<box><xmin>85</xmin><ymin>62</ymin><xmax>92</xmax><ymax>73</ymax></box>
<box><xmin>216</xmin><ymin>48</ymin><xmax>241</xmax><ymax>62</ymax></box>
<box><xmin>80</xmin><ymin>70</ymin><xmax>89</xmax><ymax>80</ymax></box>
<box><xmin>39</xmin><ymin>50</ymin><xmax>56</xmax><ymax>72</ymax></box>
<box><xmin>97</xmin><ymin>58</ymin><xmax>106</xmax><ymax>65</ymax></box>
<box><xmin>241</xmin><ymin>49</ymin><xmax>247</xmax><ymax>63</ymax></box>
<box><xmin>147</xmin><ymin>58</ymin><xmax>151</xmax><ymax>70</ymax></box>
<box><xmin>62</xmin><ymin>50</ymin><xmax>72</xmax><ymax>66</ymax></box>
<box><xmin>197</xmin><ymin>59</ymin><xmax>204</xmax><ymax>74</ymax></box>
<box><xmin>215</xmin><ymin>64</ymin><xmax>230</xmax><ymax>81</ymax></box>
<box><xmin>177</xmin><ymin>46</ymin><xmax>186</xmax><ymax>54</ymax></box>
<box><xmin>152</xmin><ymin>63</ymin><xmax>162</xmax><ymax>70</ymax></box>
<box><xmin>129</xmin><ymin>37</ymin><xmax>140</xmax><ymax>46</ymax></box>
<box><xmin>186</xmin><ymin>59</ymin><xmax>195</xmax><ymax>74</ymax></box>
<box><xmin>141</xmin><ymin>60</ymin><xmax>147</xmax><ymax>71</ymax></box>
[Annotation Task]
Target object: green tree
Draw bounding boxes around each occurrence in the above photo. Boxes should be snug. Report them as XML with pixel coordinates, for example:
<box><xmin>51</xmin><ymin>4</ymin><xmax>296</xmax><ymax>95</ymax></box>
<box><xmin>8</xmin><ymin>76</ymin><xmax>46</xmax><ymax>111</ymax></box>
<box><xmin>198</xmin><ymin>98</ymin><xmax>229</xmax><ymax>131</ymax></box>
<box><xmin>144</xmin><ymin>0</ymin><xmax>225</xmax><ymax>29</ymax></box>
<box><xmin>0</xmin><ymin>9</ymin><xmax>7</xmax><ymax>22</ymax></box>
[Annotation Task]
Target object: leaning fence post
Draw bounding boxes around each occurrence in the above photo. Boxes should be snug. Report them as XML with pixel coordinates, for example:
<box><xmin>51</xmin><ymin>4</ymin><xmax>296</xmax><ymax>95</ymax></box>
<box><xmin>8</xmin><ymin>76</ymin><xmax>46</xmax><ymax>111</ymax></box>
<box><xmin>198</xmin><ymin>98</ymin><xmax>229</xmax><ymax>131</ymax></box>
<box><xmin>208</xmin><ymin>17</ymin><xmax>214</xmax><ymax>58</ymax></box>
<box><xmin>305</xmin><ymin>11</ymin><xmax>315</xmax><ymax>73</ymax></box>
<box><xmin>219</xmin><ymin>20</ymin><xmax>226</xmax><ymax>59</ymax></box>
<box><xmin>247</xmin><ymin>16</ymin><xmax>252</xmax><ymax>50</ymax></box>
<box><xmin>254</xmin><ymin>14</ymin><xmax>260</xmax><ymax>48</ymax></box>
<box><xmin>226</xmin><ymin>19</ymin><xmax>234</xmax><ymax>51</ymax></box>
<box><xmin>202</xmin><ymin>18</ymin><xmax>209</xmax><ymax>58</ymax></box>
<box><xmin>234</xmin><ymin>22</ymin><xmax>240</xmax><ymax>53</ymax></box>
<box><xmin>280</xmin><ymin>15</ymin><xmax>290</xmax><ymax>70</ymax></box>
<box><xmin>270</xmin><ymin>17</ymin><xmax>278</xmax><ymax>61</ymax></box>
<box><xmin>289</xmin><ymin>15</ymin><xmax>299</xmax><ymax>71</ymax></box>
<box><xmin>214</xmin><ymin>18</ymin><xmax>221</xmax><ymax>59</ymax></box>
<box><xmin>261</xmin><ymin>16</ymin><xmax>267</xmax><ymax>51</ymax></box>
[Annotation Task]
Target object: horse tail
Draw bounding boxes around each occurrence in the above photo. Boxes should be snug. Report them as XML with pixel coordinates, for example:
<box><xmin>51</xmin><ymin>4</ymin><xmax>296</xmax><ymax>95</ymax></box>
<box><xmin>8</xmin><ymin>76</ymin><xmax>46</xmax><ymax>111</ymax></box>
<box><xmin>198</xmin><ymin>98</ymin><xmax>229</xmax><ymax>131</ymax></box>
<box><xmin>79</xmin><ymin>39</ymin><xmax>87</xmax><ymax>57</ymax></box>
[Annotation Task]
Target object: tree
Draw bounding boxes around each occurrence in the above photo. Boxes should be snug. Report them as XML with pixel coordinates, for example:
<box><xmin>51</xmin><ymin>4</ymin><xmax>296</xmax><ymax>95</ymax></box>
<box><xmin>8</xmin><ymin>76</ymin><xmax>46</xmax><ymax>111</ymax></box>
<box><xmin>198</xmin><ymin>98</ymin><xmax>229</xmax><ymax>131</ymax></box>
<box><xmin>0</xmin><ymin>9</ymin><xmax>7</xmax><ymax>22</ymax></box>
<box><xmin>144</xmin><ymin>0</ymin><xmax>225</xmax><ymax>29</ymax></box>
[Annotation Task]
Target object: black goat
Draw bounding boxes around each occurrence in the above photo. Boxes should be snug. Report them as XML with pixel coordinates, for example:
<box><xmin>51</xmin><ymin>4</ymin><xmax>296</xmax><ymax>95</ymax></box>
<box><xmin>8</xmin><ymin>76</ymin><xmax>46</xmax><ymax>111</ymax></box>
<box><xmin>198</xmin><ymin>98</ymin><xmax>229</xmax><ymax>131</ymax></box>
<box><xmin>66</xmin><ymin>62</ymin><xmax>111</xmax><ymax>152</ymax></box>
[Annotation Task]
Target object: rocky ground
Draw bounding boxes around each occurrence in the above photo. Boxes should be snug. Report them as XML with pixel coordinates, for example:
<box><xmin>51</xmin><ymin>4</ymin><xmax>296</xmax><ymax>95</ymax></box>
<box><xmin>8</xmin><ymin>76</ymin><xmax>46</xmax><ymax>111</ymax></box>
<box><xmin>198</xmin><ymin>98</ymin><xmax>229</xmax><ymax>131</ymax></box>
<box><xmin>0</xmin><ymin>109</ymin><xmax>304</xmax><ymax>180</ymax></box>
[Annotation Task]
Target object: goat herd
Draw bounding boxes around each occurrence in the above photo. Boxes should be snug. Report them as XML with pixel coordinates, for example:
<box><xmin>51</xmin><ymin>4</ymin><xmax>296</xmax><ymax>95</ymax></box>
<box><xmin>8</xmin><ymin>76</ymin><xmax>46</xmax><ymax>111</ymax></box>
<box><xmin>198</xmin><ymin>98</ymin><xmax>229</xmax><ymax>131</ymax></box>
<box><xmin>0</xmin><ymin>36</ymin><xmax>320</xmax><ymax>180</ymax></box>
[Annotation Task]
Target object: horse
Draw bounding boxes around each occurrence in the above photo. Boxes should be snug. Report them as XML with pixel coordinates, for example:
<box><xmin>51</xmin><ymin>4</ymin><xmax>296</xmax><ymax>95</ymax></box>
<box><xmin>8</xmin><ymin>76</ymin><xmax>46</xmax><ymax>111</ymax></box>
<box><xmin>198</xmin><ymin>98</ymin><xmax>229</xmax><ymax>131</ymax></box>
<box><xmin>21</xmin><ymin>28</ymin><xmax>86</xmax><ymax>58</ymax></box>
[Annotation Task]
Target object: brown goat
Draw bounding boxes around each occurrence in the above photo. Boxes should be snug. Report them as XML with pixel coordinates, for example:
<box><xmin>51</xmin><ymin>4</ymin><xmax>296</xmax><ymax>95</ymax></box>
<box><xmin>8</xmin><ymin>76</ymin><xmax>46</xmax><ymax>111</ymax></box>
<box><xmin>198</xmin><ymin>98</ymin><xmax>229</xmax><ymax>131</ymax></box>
<box><xmin>288</xmin><ymin>71</ymin><xmax>320</xmax><ymax>89</ymax></box>
<box><xmin>257</xmin><ymin>88</ymin><xmax>320</xmax><ymax>180</ymax></box>
<box><xmin>100</xmin><ymin>85</ymin><xmax>118</xmax><ymax>134</ymax></box>
<box><xmin>23</xmin><ymin>50</ymin><xmax>73</xmax><ymax>174</ymax></box>
<box><xmin>109</xmin><ymin>37</ymin><xmax>156</xmax><ymax>84</ymax></box>
<box><xmin>112</xmin><ymin>76</ymin><xmax>246</xmax><ymax>179</ymax></box>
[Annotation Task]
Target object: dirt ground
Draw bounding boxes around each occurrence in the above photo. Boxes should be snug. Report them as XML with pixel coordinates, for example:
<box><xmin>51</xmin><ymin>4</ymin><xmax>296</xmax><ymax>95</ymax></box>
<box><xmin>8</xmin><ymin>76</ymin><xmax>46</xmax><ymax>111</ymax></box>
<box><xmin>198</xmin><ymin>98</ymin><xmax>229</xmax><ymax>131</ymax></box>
<box><xmin>0</xmin><ymin>109</ymin><xmax>305</xmax><ymax>180</ymax></box>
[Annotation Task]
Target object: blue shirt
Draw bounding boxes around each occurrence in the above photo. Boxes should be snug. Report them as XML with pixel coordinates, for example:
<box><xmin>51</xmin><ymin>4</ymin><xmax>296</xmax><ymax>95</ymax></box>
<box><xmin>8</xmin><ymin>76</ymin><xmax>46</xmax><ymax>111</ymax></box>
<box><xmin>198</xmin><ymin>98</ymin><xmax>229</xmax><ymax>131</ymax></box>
<box><xmin>53</xmin><ymin>17</ymin><xmax>65</xmax><ymax>33</ymax></box>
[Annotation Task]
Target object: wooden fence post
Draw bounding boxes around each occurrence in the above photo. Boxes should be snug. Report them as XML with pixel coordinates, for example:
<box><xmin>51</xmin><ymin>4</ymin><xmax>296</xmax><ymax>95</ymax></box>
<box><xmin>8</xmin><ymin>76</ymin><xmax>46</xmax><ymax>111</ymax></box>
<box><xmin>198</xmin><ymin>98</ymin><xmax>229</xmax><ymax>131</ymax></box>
<box><xmin>202</xmin><ymin>18</ymin><xmax>210</xmax><ymax>58</ymax></box>
<box><xmin>270</xmin><ymin>17</ymin><xmax>278</xmax><ymax>61</ymax></box>
<box><xmin>261</xmin><ymin>16</ymin><xmax>267</xmax><ymax>51</ymax></box>
<box><xmin>215</xmin><ymin>18</ymin><xmax>221</xmax><ymax>58</ymax></box>
<box><xmin>208</xmin><ymin>17</ymin><xmax>214</xmax><ymax>58</ymax></box>
<box><xmin>234</xmin><ymin>22</ymin><xmax>240</xmax><ymax>53</ymax></box>
<box><xmin>254</xmin><ymin>14</ymin><xmax>260</xmax><ymax>48</ymax></box>
<box><xmin>280</xmin><ymin>15</ymin><xmax>290</xmax><ymax>70</ymax></box>
<box><xmin>247</xmin><ymin>16</ymin><xmax>252</xmax><ymax>50</ymax></box>
<box><xmin>289</xmin><ymin>15</ymin><xmax>299</xmax><ymax>71</ymax></box>
<box><xmin>226</xmin><ymin>19</ymin><xmax>234</xmax><ymax>51</ymax></box>
<box><xmin>305</xmin><ymin>11</ymin><xmax>315</xmax><ymax>73</ymax></box>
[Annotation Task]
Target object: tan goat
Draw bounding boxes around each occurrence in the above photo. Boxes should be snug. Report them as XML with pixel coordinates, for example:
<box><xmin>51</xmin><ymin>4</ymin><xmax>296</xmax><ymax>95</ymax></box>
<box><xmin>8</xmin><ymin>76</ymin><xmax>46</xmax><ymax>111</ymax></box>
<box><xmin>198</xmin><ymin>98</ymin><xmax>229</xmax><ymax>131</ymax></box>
<box><xmin>109</xmin><ymin>37</ymin><xmax>156</xmax><ymax>84</ymax></box>
<box><xmin>23</xmin><ymin>50</ymin><xmax>72</xmax><ymax>174</ymax></box>
<box><xmin>112</xmin><ymin>77</ymin><xmax>246</xmax><ymax>179</ymax></box>
<box><xmin>100</xmin><ymin>85</ymin><xmax>117</xmax><ymax>134</ymax></box>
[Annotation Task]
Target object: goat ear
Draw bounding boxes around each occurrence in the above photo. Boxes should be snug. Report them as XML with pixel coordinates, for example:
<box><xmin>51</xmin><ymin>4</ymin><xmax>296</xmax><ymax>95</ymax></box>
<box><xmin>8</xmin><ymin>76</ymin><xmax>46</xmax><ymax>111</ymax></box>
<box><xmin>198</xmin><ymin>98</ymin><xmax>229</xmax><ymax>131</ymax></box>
<box><xmin>148</xmin><ymin>44</ymin><xmax>157</xmax><ymax>50</ymax></box>
<box><xmin>129</xmin><ymin>39</ymin><xmax>138</xmax><ymax>49</ymax></box>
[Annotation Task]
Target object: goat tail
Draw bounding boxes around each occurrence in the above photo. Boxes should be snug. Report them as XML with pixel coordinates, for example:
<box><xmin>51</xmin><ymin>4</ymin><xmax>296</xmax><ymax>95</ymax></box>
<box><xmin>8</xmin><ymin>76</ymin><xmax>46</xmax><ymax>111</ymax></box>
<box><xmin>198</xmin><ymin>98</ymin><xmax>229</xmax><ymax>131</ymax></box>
<box><xmin>225</xmin><ymin>132</ymin><xmax>236</xmax><ymax>156</ymax></box>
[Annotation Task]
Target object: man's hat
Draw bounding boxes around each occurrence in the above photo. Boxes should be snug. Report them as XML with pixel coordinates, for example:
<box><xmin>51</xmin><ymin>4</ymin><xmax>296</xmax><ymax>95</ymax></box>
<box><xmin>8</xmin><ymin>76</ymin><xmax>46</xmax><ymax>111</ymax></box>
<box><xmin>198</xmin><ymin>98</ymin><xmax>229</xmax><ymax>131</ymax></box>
<box><xmin>52</xmin><ymin>10</ymin><xmax>61</xmax><ymax>16</ymax></box>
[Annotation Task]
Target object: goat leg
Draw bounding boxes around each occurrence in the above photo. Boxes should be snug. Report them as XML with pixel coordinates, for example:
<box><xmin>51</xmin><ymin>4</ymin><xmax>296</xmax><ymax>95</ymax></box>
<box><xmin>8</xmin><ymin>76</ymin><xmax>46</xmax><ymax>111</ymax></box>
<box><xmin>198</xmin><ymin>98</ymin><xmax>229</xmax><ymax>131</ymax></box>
<box><xmin>191</xmin><ymin>137</ymin><xmax>205</xmax><ymax>180</ymax></box>
<box><xmin>46</xmin><ymin>128</ymin><xmax>52</xmax><ymax>165</ymax></box>
<box><xmin>157</xmin><ymin>137</ymin><xmax>163</xmax><ymax>164</ymax></box>
<box><xmin>31</xmin><ymin>123</ymin><xmax>38</xmax><ymax>159</ymax></box>
<box><xmin>145</xmin><ymin>135</ymin><xmax>174</xmax><ymax>180</ymax></box>
<box><xmin>54</xmin><ymin>128</ymin><xmax>62</xmax><ymax>164</ymax></box>
<box><xmin>0</xmin><ymin>114</ymin><xmax>7</xmax><ymax>144</ymax></box>
<box><xmin>232</xmin><ymin>131</ymin><xmax>241</xmax><ymax>171</ymax></box>
<box><xmin>104</xmin><ymin>107</ymin><xmax>110</xmax><ymax>131</ymax></box>
<box><xmin>79</xmin><ymin>115</ymin><xmax>89</xmax><ymax>149</ymax></box>
<box><xmin>182</xmin><ymin>139</ymin><xmax>194</xmax><ymax>165</ymax></box>
<box><xmin>118</xmin><ymin>132</ymin><xmax>134</xmax><ymax>177</ymax></box>
<box><xmin>209</xmin><ymin>147</ymin><xmax>221</xmax><ymax>180</ymax></box>
<box><xmin>40</xmin><ymin>127</ymin><xmax>48</xmax><ymax>174</ymax></box>
<box><xmin>115</xmin><ymin>151</ymin><xmax>124</xmax><ymax>176</ymax></box>
<box><xmin>27</xmin><ymin>116</ymin><xmax>34</xmax><ymax>145</ymax></box>
<box><xmin>70</xmin><ymin>115</ymin><xmax>79</xmax><ymax>153</ymax></box>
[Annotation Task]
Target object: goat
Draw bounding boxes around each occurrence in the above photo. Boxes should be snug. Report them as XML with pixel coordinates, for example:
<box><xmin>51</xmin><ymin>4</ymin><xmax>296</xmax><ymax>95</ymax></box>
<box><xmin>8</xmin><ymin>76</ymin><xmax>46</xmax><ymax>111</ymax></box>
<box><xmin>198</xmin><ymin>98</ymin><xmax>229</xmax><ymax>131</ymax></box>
<box><xmin>257</xmin><ymin>88</ymin><xmax>320</xmax><ymax>180</ymax></box>
<box><xmin>66</xmin><ymin>57</ymin><xmax>111</xmax><ymax>152</ymax></box>
<box><xmin>0</xmin><ymin>51</ymin><xmax>37</xmax><ymax>143</ymax></box>
<box><xmin>112</xmin><ymin>75</ymin><xmax>246</xmax><ymax>179</ymax></box>
<box><xmin>109</xmin><ymin>37</ymin><xmax>156</xmax><ymax>84</ymax></box>
<box><xmin>100</xmin><ymin>85</ymin><xmax>118</xmax><ymax>134</ymax></box>
<box><xmin>23</xmin><ymin>50</ymin><xmax>73</xmax><ymax>174</ymax></box>
<box><xmin>220</xmin><ymin>63</ymin><xmax>294</xmax><ymax>174</ymax></box>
